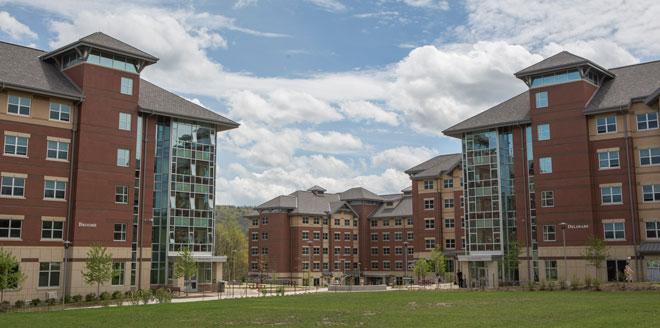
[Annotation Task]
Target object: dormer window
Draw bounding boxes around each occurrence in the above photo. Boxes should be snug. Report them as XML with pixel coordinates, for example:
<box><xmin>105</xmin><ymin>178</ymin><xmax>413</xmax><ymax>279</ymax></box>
<box><xmin>87</xmin><ymin>50</ymin><xmax>138</xmax><ymax>73</ymax></box>
<box><xmin>385</xmin><ymin>201</ymin><xmax>394</xmax><ymax>207</ymax></box>
<box><xmin>530</xmin><ymin>70</ymin><xmax>580</xmax><ymax>88</ymax></box>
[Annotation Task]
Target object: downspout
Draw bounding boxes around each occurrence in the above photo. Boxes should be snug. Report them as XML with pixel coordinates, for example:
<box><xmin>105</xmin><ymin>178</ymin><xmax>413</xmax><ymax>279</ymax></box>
<box><xmin>63</xmin><ymin>96</ymin><xmax>82</xmax><ymax>299</ymax></box>
<box><xmin>520</xmin><ymin>126</ymin><xmax>532</xmax><ymax>283</ymax></box>
<box><xmin>622</xmin><ymin>106</ymin><xmax>641</xmax><ymax>281</ymax></box>
<box><xmin>137</xmin><ymin>114</ymin><xmax>150</xmax><ymax>289</ymax></box>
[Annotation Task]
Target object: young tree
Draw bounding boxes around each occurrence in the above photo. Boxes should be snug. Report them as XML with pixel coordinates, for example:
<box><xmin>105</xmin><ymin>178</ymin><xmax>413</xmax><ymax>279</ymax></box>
<box><xmin>503</xmin><ymin>240</ymin><xmax>520</xmax><ymax>283</ymax></box>
<box><xmin>413</xmin><ymin>259</ymin><xmax>430</xmax><ymax>285</ymax></box>
<box><xmin>83</xmin><ymin>244</ymin><xmax>114</xmax><ymax>296</ymax></box>
<box><xmin>430</xmin><ymin>248</ymin><xmax>446</xmax><ymax>286</ymax></box>
<box><xmin>584</xmin><ymin>236</ymin><xmax>608</xmax><ymax>280</ymax></box>
<box><xmin>174</xmin><ymin>247</ymin><xmax>198</xmax><ymax>296</ymax></box>
<box><xmin>215</xmin><ymin>217</ymin><xmax>248</xmax><ymax>281</ymax></box>
<box><xmin>0</xmin><ymin>249</ymin><xmax>25</xmax><ymax>303</ymax></box>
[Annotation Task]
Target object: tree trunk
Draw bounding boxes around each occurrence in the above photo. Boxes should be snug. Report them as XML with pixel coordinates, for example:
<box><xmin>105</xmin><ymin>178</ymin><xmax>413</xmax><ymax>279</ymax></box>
<box><xmin>1</xmin><ymin>289</ymin><xmax>4</xmax><ymax>303</ymax></box>
<box><xmin>97</xmin><ymin>283</ymin><xmax>100</xmax><ymax>297</ymax></box>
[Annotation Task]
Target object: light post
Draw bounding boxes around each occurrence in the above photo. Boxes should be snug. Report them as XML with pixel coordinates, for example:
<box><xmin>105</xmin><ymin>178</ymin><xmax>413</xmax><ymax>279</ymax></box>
<box><xmin>404</xmin><ymin>241</ymin><xmax>409</xmax><ymax>287</ymax></box>
<box><xmin>231</xmin><ymin>249</ymin><xmax>236</xmax><ymax>297</ymax></box>
<box><xmin>62</xmin><ymin>240</ymin><xmax>72</xmax><ymax>306</ymax></box>
<box><xmin>559</xmin><ymin>222</ymin><xmax>567</xmax><ymax>282</ymax></box>
<box><xmin>307</xmin><ymin>240</ymin><xmax>313</xmax><ymax>292</ymax></box>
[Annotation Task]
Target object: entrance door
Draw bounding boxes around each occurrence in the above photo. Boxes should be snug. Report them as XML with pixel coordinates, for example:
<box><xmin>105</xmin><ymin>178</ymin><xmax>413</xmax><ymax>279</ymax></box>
<box><xmin>647</xmin><ymin>261</ymin><xmax>660</xmax><ymax>282</ymax></box>
<box><xmin>188</xmin><ymin>274</ymin><xmax>198</xmax><ymax>292</ymax></box>
<box><xmin>607</xmin><ymin>260</ymin><xmax>627</xmax><ymax>282</ymax></box>
<box><xmin>468</xmin><ymin>262</ymin><xmax>488</xmax><ymax>288</ymax></box>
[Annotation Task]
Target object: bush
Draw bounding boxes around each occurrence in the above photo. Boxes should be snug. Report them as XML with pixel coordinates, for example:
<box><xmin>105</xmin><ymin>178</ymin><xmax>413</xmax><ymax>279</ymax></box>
<box><xmin>30</xmin><ymin>298</ymin><xmax>41</xmax><ymax>307</ymax></box>
<box><xmin>139</xmin><ymin>289</ymin><xmax>153</xmax><ymax>305</ymax></box>
<box><xmin>593</xmin><ymin>279</ymin><xmax>601</xmax><ymax>291</ymax></box>
<box><xmin>0</xmin><ymin>301</ymin><xmax>10</xmax><ymax>313</ymax></box>
<box><xmin>14</xmin><ymin>300</ymin><xmax>26</xmax><ymax>309</ymax></box>
<box><xmin>559</xmin><ymin>280</ymin><xmax>566</xmax><ymax>290</ymax></box>
<box><xmin>539</xmin><ymin>281</ymin><xmax>546</xmax><ymax>291</ymax></box>
<box><xmin>154</xmin><ymin>288</ymin><xmax>173</xmax><ymax>304</ymax></box>
<box><xmin>72</xmin><ymin>294</ymin><xmax>83</xmax><ymax>303</ymax></box>
<box><xmin>46</xmin><ymin>298</ymin><xmax>57</xmax><ymax>306</ymax></box>
<box><xmin>85</xmin><ymin>293</ymin><xmax>97</xmax><ymax>302</ymax></box>
<box><xmin>99</xmin><ymin>291</ymin><xmax>112</xmax><ymax>301</ymax></box>
<box><xmin>276</xmin><ymin>286</ymin><xmax>285</xmax><ymax>296</ymax></box>
<box><xmin>571</xmin><ymin>279</ymin><xmax>581</xmax><ymax>291</ymax></box>
<box><xmin>584</xmin><ymin>276</ymin><xmax>592</xmax><ymax>289</ymax></box>
<box><xmin>127</xmin><ymin>291</ymin><xmax>141</xmax><ymax>305</ymax></box>
<box><xmin>112</xmin><ymin>291</ymin><xmax>123</xmax><ymax>300</ymax></box>
<box><xmin>64</xmin><ymin>294</ymin><xmax>73</xmax><ymax>304</ymax></box>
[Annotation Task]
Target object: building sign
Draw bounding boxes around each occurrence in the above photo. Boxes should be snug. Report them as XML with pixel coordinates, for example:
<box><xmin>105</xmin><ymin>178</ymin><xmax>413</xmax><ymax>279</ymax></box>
<box><xmin>567</xmin><ymin>224</ymin><xmax>589</xmax><ymax>229</ymax></box>
<box><xmin>78</xmin><ymin>222</ymin><xmax>97</xmax><ymax>228</ymax></box>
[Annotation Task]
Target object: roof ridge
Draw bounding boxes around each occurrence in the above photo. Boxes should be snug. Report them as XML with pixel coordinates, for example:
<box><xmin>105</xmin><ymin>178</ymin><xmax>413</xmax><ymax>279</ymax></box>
<box><xmin>0</xmin><ymin>40</ymin><xmax>46</xmax><ymax>53</ymax></box>
<box><xmin>444</xmin><ymin>90</ymin><xmax>528</xmax><ymax>132</ymax></box>
<box><xmin>608</xmin><ymin>58</ymin><xmax>660</xmax><ymax>70</ymax></box>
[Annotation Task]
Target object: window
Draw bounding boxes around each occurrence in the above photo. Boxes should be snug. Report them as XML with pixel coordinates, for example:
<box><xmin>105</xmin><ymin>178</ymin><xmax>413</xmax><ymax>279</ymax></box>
<box><xmin>323</xmin><ymin>232</ymin><xmax>328</xmax><ymax>240</ymax></box>
<box><xmin>262</xmin><ymin>247</ymin><xmax>269</xmax><ymax>255</ymax></box>
<box><xmin>444</xmin><ymin>199</ymin><xmax>454</xmax><ymax>208</ymax></box>
<box><xmin>371</xmin><ymin>262</ymin><xmax>379</xmax><ymax>270</ymax></box>
<box><xmin>334</xmin><ymin>232</ymin><xmax>340</xmax><ymax>241</ymax></box>
<box><xmin>443</xmin><ymin>179</ymin><xmax>453</xmax><ymax>188</ymax></box>
<box><xmin>112</xmin><ymin>262</ymin><xmax>125</xmax><ymax>286</ymax></box>
<box><xmin>251</xmin><ymin>232</ymin><xmax>258</xmax><ymax>240</ymax></box>
<box><xmin>3</xmin><ymin>134</ymin><xmax>28</xmax><ymax>156</ymax></box>
<box><xmin>598</xmin><ymin>150</ymin><xmax>620</xmax><ymax>169</ymax></box>
<box><xmin>646</xmin><ymin>221</ymin><xmax>660</xmax><ymax>239</ymax></box>
<box><xmin>302</xmin><ymin>217</ymin><xmax>309</xmax><ymax>224</ymax></box>
<box><xmin>445</xmin><ymin>239</ymin><xmax>456</xmax><ymax>249</ymax></box>
<box><xmin>395</xmin><ymin>218</ymin><xmax>402</xmax><ymax>226</ymax></box>
<box><xmin>38</xmin><ymin>262</ymin><xmax>60</xmax><ymax>287</ymax></box>
<box><xmin>334</xmin><ymin>219</ymin><xmax>340</xmax><ymax>225</ymax></box>
<box><xmin>313</xmin><ymin>217</ymin><xmax>320</xmax><ymax>224</ymax></box>
<box><xmin>545</xmin><ymin>260</ymin><xmax>558</xmax><ymax>281</ymax></box>
<box><xmin>394</xmin><ymin>232</ymin><xmax>402</xmax><ymax>241</ymax></box>
<box><xmin>251</xmin><ymin>219</ymin><xmax>258</xmax><ymax>226</ymax></box>
<box><xmin>262</xmin><ymin>232</ymin><xmax>269</xmax><ymax>240</ymax></box>
<box><xmin>371</xmin><ymin>233</ymin><xmax>378</xmax><ymax>241</ymax></box>
<box><xmin>313</xmin><ymin>231</ymin><xmax>320</xmax><ymax>240</ymax></box>
<box><xmin>344</xmin><ymin>232</ymin><xmax>351</xmax><ymax>241</ymax></box>
<box><xmin>643</xmin><ymin>184</ymin><xmax>660</xmax><ymax>202</ymax></box>
<box><xmin>7</xmin><ymin>95</ymin><xmax>30</xmax><ymax>116</ymax></box>
<box><xmin>460</xmin><ymin>196</ymin><xmax>464</xmax><ymax>208</ymax></box>
<box><xmin>251</xmin><ymin>247</ymin><xmax>258</xmax><ymax>256</ymax></box>
<box><xmin>120</xmin><ymin>77</ymin><xmax>133</xmax><ymax>95</ymax></box>
<box><xmin>407</xmin><ymin>217</ymin><xmax>413</xmax><ymax>225</ymax></box>
<box><xmin>49</xmin><ymin>103</ymin><xmax>71</xmax><ymax>122</ymax></box>
<box><xmin>114</xmin><ymin>223</ymin><xmax>127</xmax><ymax>241</ymax></box>
<box><xmin>344</xmin><ymin>247</ymin><xmax>351</xmax><ymax>255</ymax></box>
<box><xmin>539</xmin><ymin>157</ymin><xmax>552</xmax><ymax>174</ymax></box>
<box><xmin>261</xmin><ymin>216</ymin><xmax>268</xmax><ymax>224</ymax></box>
<box><xmin>425</xmin><ymin>238</ymin><xmax>436</xmax><ymax>250</ymax></box>
<box><xmin>531</xmin><ymin>70</ymin><xmax>580</xmax><ymax>87</ymax></box>
<box><xmin>113</xmin><ymin>185</ymin><xmax>128</xmax><ymax>204</ymax></box>
<box><xmin>535</xmin><ymin>91</ymin><xmax>548</xmax><ymax>108</ymax></box>
<box><xmin>444</xmin><ymin>218</ymin><xmax>455</xmax><ymax>228</ymax></box>
<box><xmin>537</xmin><ymin>124</ymin><xmax>550</xmax><ymax>141</ymax></box>
<box><xmin>596</xmin><ymin>116</ymin><xmax>617</xmax><ymax>134</ymax></box>
<box><xmin>424</xmin><ymin>199</ymin><xmax>434</xmax><ymax>210</ymax></box>
<box><xmin>119</xmin><ymin>113</ymin><xmax>131</xmax><ymax>131</ymax></box>
<box><xmin>41</xmin><ymin>220</ymin><xmax>63</xmax><ymax>240</ymax></box>
<box><xmin>302</xmin><ymin>247</ymin><xmax>310</xmax><ymax>255</ymax></box>
<box><xmin>383</xmin><ymin>261</ymin><xmax>391</xmax><ymax>270</ymax></box>
<box><xmin>407</xmin><ymin>232</ymin><xmax>413</xmax><ymax>240</ymax></box>
<box><xmin>637</xmin><ymin>112</ymin><xmax>658</xmax><ymax>131</ymax></box>
<box><xmin>395</xmin><ymin>247</ymin><xmax>403</xmax><ymax>255</ymax></box>
<box><xmin>302</xmin><ymin>231</ymin><xmax>308</xmax><ymax>240</ymax></box>
<box><xmin>423</xmin><ymin>180</ymin><xmax>434</xmax><ymax>190</ymax></box>
<box><xmin>0</xmin><ymin>218</ymin><xmax>21</xmax><ymax>239</ymax></box>
<box><xmin>424</xmin><ymin>218</ymin><xmax>435</xmax><ymax>229</ymax></box>
<box><xmin>370</xmin><ymin>219</ymin><xmax>377</xmax><ymax>227</ymax></box>
<box><xmin>541</xmin><ymin>191</ymin><xmax>554</xmax><ymax>208</ymax></box>
<box><xmin>604</xmin><ymin>222</ymin><xmax>625</xmax><ymax>240</ymax></box>
<box><xmin>407</xmin><ymin>247</ymin><xmax>414</xmax><ymax>255</ymax></box>
<box><xmin>117</xmin><ymin>148</ymin><xmax>130</xmax><ymax>167</ymax></box>
<box><xmin>383</xmin><ymin>247</ymin><xmax>391</xmax><ymax>255</ymax></box>
<box><xmin>47</xmin><ymin>139</ymin><xmax>69</xmax><ymax>161</ymax></box>
<box><xmin>322</xmin><ymin>218</ymin><xmax>328</xmax><ymax>225</ymax></box>
<box><xmin>543</xmin><ymin>225</ymin><xmax>556</xmax><ymax>241</ymax></box>
<box><xmin>395</xmin><ymin>261</ymin><xmax>403</xmax><ymax>270</ymax></box>
<box><xmin>601</xmin><ymin>185</ymin><xmax>622</xmax><ymax>205</ymax></box>
<box><xmin>640</xmin><ymin>148</ymin><xmax>660</xmax><ymax>166</ymax></box>
<box><xmin>383</xmin><ymin>232</ymin><xmax>390</xmax><ymax>241</ymax></box>
<box><xmin>44</xmin><ymin>179</ymin><xmax>66</xmax><ymax>200</ymax></box>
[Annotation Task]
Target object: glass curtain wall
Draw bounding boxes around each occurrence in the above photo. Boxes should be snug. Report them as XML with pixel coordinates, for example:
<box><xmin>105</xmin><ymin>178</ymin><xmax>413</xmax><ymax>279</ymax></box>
<box><xmin>151</xmin><ymin>118</ymin><xmax>171</xmax><ymax>285</ymax></box>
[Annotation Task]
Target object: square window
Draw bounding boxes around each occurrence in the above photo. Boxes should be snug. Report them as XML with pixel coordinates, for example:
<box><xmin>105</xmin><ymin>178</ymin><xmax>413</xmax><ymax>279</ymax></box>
<box><xmin>543</xmin><ymin>225</ymin><xmax>556</xmax><ymax>241</ymax></box>
<box><xmin>598</xmin><ymin>150</ymin><xmax>620</xmax><ymax>169</ymax></box>
<box><xmin>424</xmin><ymin>199</ymin><xmax>434</xmax><ymax>210</ymax></box>
<box><xmin>1</xmin><ymin>175</ymin><xmax>25</xmax><ymax>197</ymax></box>
<box><xmin>120</xmin><ymin>77</ymin><xmax>133</xmax><ymax>95</ymax></box>
<box><xmin>423</xmin><ymin>180</ymin><xmax>434</xmax><ymax>190</ymax></box>
<box><xmin>537</xmin><ymin>124</ymin><xmax>550</xmax><ymax>141</ymax></box>
<box><xmin>382</xmin><ymin>232</ymin><xmax>390</xmax><ymax>241</ymax></box>
<box><xmin>49</xmin><ymin>103</ymin><xmax>71</xmax><ymax>122</ymax></box>
<box><xmin>445</xmin><ymin>239</ymin><xmax>455</xmax><ymax>249</ymax></box>
<box><xmin>119</xmin><ymin>113</ymin><xmax>132</xmax><ymax>131</ymax></box>
<box><xmin>637</xmin><ymin>112</ymin><xmax>658</xmax><ymax>131</ymax></box>
<box><xmin>541</xmin><ymin>191</ymin><xmax>554</xmax><ymax>207</ymax></box>
<box><xmin>0</xmin><ymin>218</ymin><xmax>22</xmax><ymax>239</ymax></box>
<box><xmin>646</xmin><ymin>221</ymin><xmax>660</xmax><ymax>239</ymax></box>
<box><xmin>44</xmin><ymin>179</ymin><xmax>67</xmax><ymax>200</ymax></box>
<box><xmin>117</xmin><ymin>148</ymin><xmax>130</xmax><ymax>167</ymax></box>
<box><xmin>596</xmin><ymin>116</ymin><xmax>617</xmax><ymax>134</ymax></box>
<box><xmin>539</xmin><ymin>157</ymin><xmax>552</xmax><ymax>174</ymax></box>
<box><xmin>115</xmin><ymin>185</ymin><xmax>128</xmax><ymax>204</ymax></box>
<box><xmin>425</xmin><ymin>238</ymin><xmax>436</xmax><ymax>250</ymax></box>
<box><xmin>7</xmin><ymin>95</ymin><xmax>31</xmax><ymax>116</ymax></box>
<box><xmin>38</xmin><ymin>262</ymin><xmax>60</xmax><ymax>287</ymax></box>
<box><xmin>444</xmin><ymin>199</ymin><xmax>454</xmax><ymax>208</ymax></box>
<box><xmin>604</xmin><ymin>222</ymin><xmax>625</xmax><ymax>240</ymax></box>
<box><xmin>41</xmin><ymin>220</ymin><xmax>63</xmax><ymax>240</ymax></box>
<box><xmin>535</xmin><ymin>91</ymin><xmax>548</xmax><ymax>108</ymax></box>
<box><xmin>114</xmin><ymin>223</ymin><xmax>127</xmax><ymax>241</ymax></box>
<box><xmin>640</xmin><ymin>148</ymin><xmax>660</xmax><ymax>166</ymax></box>
<box><xmin>444</xmin><ymin>218</ymin><xmax>455</xmax><ymax>228</ymax></box>
<box><xmin>3</xmin><ymin>135</ymin><xmax>28</xmax><ymax>157</ymax></box>
<box><xmin>601</xmin><ymin>185</ymin><xmax>622</xmax><ymax>205</ymax></box>
<box><xmin>47</xmin><ymin>140</ymin><xmax>69</xmax><ymax>161</ymax></box>
<box><xmin>424</xmin><ymin>218</ymin><xmax>435</xmax><ymax>229</ymax></box>
<box><xmin>642</xmin><ymin>184</ymin><xmax>660</xmax><ymax>202</ymax></box>
<box><xmin>443</xmin><ymin>178</ymin><xmax>453</xmax><ymax>188</ymax></box>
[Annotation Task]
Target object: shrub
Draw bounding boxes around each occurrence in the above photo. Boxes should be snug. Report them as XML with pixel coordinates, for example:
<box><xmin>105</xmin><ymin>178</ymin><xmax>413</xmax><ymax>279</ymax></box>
<box><xmin>559</xmin><ymin>280</ymin><xmax>566</xmax><ymax>290</ymax></box>
<box><xmin>112</xmin><ymin>291</ymin><xmax>123</xmax><ymax>300</ymax></box>
<box><xmin>527</xmin><ymin>281</ymin><xmax>535</xmax><ymax>291</ymax></box>
<box><xmin>154</xmin><ymin>288</ymin><xmax>173</xmax><ymax>304</ymax></box>
<box><xmin>539</xmin><ymin>281</ymin><xmax>546</xmax><ymax>291</ymax></box>
<box><xmin>276</xmin><ymin>286</ymin><xmax>285</xmax><ymax>296</ymax></box>
<box><xmin>30</xmin><ymin>298</ymin><xmax>41</xmax><ymax>307</ymax></box>
<box><xmin>46</xmin><ymin>298</ymin><xmax>57</xmax><ymax>306</ymax></box>
<box><xmin>548</xmin><ymin>281</ymin><xmax>555</xmax><ymax>291</ymax></box>
<box><xmin>139</xmin><ymin>289</ymin><xmax>153</xmax><ymax>305</ymax></box>
<box><xmin>571</xmin><ymin>279</ymin><xmax>581</xmax><ymax>291</ymax></box>
<box><xmin>72</xmin><ymin>294</ymin><xmax>83</xmax><ymax>303</ymax></box>
<box><xmin>99</xmin><ymin>291</ymin><xmax>112</xmax><ymax>301</ymax></box>
<box><xmin>593</xmin><ymin>279</ymin><xmax>601</xmax><ymax>291</ymax></box>
<box><xmin>63</xmin><ymin>295</ymin><xmax>73</xmax><ymax>304</ymax></box>
<box><xmin>261</xmin><ymin>288</ymin><xmax>268</xmax><ymax>297</ymax></box>
<box><xmin>126</xmin><ymin>291</ymin><xmax>141</xmax><ymax>305</ymax></box>
<box><xmin>14</xmin><ymin>300</ymin><xmax>25</xmax><ymax>309</ymax></box>
<box><xmin>85</xmin><ymin>293</ymin><xmax>97</xmax><ymax>302</ymax></box>
<box><xmin>0</xmin><ymin>301</ymin><xmax>10</xmax><ymax>313</ymax></box>
<box><xmin>584</xmin><ymin>276</ymin><xmax>592</xmax><ymax>289</ymax></box>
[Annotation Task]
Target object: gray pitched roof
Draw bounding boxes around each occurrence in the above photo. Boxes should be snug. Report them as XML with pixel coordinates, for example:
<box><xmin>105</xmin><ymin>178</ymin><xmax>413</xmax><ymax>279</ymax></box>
<box><xmin>645</xmin><ymin>87</ymin><xmax>660</xmax><ymax>106</ymax></box>
<box><xmin>370</xmin><ymin>195</ymin><xmax>412</xmax><ymax>218</ymax></box>
<box><xmin>329</xmin><ymin>201</ymin><xmax>357</xmax><ymax>215</ymax></box>
<box><xmin>639</xmin><ymin>241</ymin><xmax>660</xmax><ymax>254</ymax></box>
<box><xmin>0</xmin><ymin>42</ymin><xmax>82</xmax><ymax>99</ymax></box>
<box><xmin>401</xmin><ymin>186</ymin><xmax>412</xmax><ymax>193</ymax></box>
<box><xmin>307</xmin><ymin>185</ymin><xmax>327</xmax><ymax>193</ymax></box>
<box><xmin>139</xmin><ymin>79</ymin><xmax>239</xmax><ymax>130</ymax></box>
<box><xmin>290</xmin><ymin>191</ymin><xmax>340</xmax><ymax>215</ymax></box>
<box><xmin>443</xmin><ymin>91</ymin><xmax>531</xmax><ymax>136</ymax></box>
<box><xmin>43</xmin><ymin>32</ymin><xmax>158</xmax><ymax>62</ymax></box>
<box><xmin>243</xmin><ymin>210</ymin><xmax>260</xmax><ymax>218</ymax></box>
<box><xmin>405</xmin><ymin>153</ymin><xmax>462</xmax><ymax>179</ymax></box>
<box><xmin>256</xmin><ymin>195</ymin><xmax>297</xmax><ymax>210</ymax></box>
<box><xmin>515</xmin><ymin>51</ymin><xmax>612</xmax><ymax>78</ymax></box>
<box><xmin>339</xmin><ymin>187</ymin><xmax>384</xmax><ymax>202</ymax></box>
<box><xmin>586</xmin><ymin>61</ymin><xmax>660</xmax><ymax>114</ymax></box>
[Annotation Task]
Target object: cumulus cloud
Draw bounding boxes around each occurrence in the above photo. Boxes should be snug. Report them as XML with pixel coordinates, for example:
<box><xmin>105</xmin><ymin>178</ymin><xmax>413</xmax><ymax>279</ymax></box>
<box><xmin>0</xmin><ymin>11</ymin><xmax>37</xmax><ymax>40</ymax></box>
<box><xmin>340</xmin><ymin>101</ymin><xmax>399</xmax><ymax>126</ymax></box>
<box><xmin>302</xmin><ymin>131</ymin><xmax>364</xmax><ymax>154</ymax></box>
<box><xmin>234</xmin><ymin>0</ymin><xmax>258</xmax><ymax>9</ymax></box>
<box><xmin>372</xmin><ymin>146</ymin><xmax>438</xmax><ymax>171</ymax></box>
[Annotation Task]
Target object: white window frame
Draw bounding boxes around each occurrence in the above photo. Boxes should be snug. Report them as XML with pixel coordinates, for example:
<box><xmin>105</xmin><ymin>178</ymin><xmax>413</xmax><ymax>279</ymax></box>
<box><xmin>445</xmin><ymin>239</ymin><xmax>456</xmax><ymax>249</ymax></box>
<box><xmin>444</xmin><ymin>198</ymin><xmax>454</xmax><ymax>208</ymax></box>
<box><xmin>3</xmin><ymin>132</ymin><xmax>29</xmax><ymax>157</ymax></box>
<box><xmin>44</xmin><ymin>178</ymin><xmax>67</xmax><ymax>201</ymax></box>
<box><xmin>643</xmin><ymin>184</ymin><xmax>660</xmax><ymax>203</ymax></box>
<box><xmin>41</xmin><ymin>218</ymin><xmax>64</xmax><ymax>240</ymax></box>
<box><xmin>0</xmin><ymin>217</ymin><xmax>22</xmax><ymax>239</ymax></box>
<box><xmin>116</xmin><ymin>148</ymin><xmax>130</xmax><ymax>167</ymax></box>
<box><xmin>537</xmin><ymin>123</ymin><xmax>550</xmax><ymax>141</ymax></box>
<box><xmin>46</xmin><ymin>138</ymin><xmax>69</xmax><ymax>161</ymax></box>
<box><xmin>600</xmin><ymin>185</ymin><xmax>623</xmax><ymax>205</ymax></box>
<box><xmin>539</xmin><ymin>157</ymin><xmax>552</xmax><ymax>174</ymax></box>
<box><xmin>423</xmin><ymin>198</ymin><xmax>434</xmax><ymax>210</ymax></box>
<box><xmin>598</xmin><ymin>150</ymin><xmax>620</xmax><ymax>170</ymax></box>
<box><xmin>541</xmin><ymin>191</ymin><xmax>554</xmax><ymax>208</ymax></box>
<box><xmin>423</xmin><ymin>180</ymin><xmax>434</xmax><ymax>190</ymax></box>
<box><xmin>115</xmin><ymin>185</ymin><xmax>129</xmax><ymax>204</ymax></box>
<box><xmin>596</xmin><ymin>116</ymin><xmax>617</xmax><ymax>134</ymax></box>
<box><xmin>38</xmin><ymin>262</ymin><xmax>60</xmax><ymax>288</ymax></box>
<box><xmin>7</xmin><ymin>94</ymin><xmax>31</xmax><ymax>116</ymax></box>
<box><xmin>113</xmin><ymin>223</ymin><xmax>127</xmax><ymax>241</ymax></box>
<box><xmin>119</xmin><ymin>112</ymin><xmax>132</xmax><ymax>131</ymax></box>
<box><xmin>444</xmin><ymin>218</ymin><xmax>455</xmax><ymax>228</ymax></box>
<box><xmin>49</xmin><ymin>102</ymin><xmax>71</xmax><ymax>122</ymax></box>
<box><xmin>112</xmin><ymin>262</ymin><xmax>125</xmax><ymax>286</ymax></box>
<box><xmin>424</xmin><ymin>238</ymin><xmax>436</xmax><ymax>250</ymax></box>
<box><xmin>640</xmin><ymin>148</ymin><xmax>660</xmax><ymax>166</ymax></box>
<box><xmin>120</xmin><ymin>77</ymin><xmax>133</xmax><ymax>95</ymax></box>
<box><xmin>603</xmin><ymin>221</ymin><xmax>625</xmax><ymax>241</ymax></box>
<box><xmin>646</xmin><ymin>221</ymin><xmax>660</xmax><ymax>239</ymax></box>
<box><xmin>636</xmin><ymin>112</ymin><xmax>658</xmax><ymax>131</ymax></box>
<box><xmin>543</xmin><ymin>225</ymin><xmax>556</xmax><ymax>241</ymax></box>
<box><xmin>535</xmin><ymin>91</ymin><xmax>548</xmax><ymax>108</ymax></box>
<box><xmin>424</xmin><ymin>218</ymin><xmax>435</xmax><ymax>229</ymax></box>
<box><xmin>443</xmin><ymin>178</ymin><xmax>453</xmax><ymax>188</ymax></box>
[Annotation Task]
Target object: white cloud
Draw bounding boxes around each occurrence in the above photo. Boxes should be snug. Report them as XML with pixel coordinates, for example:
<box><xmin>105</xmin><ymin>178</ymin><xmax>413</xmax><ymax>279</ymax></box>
<box><xmin>0</xmin><ymin>11</ymin><xmax>37</xmax><ymax>40</ymax></box>
<box><xmin>541</xmin><ymin>39</ymin><xmax>639</xmax><ymax>68</ymax></box>
<box><xmin>302</xmin><ymin>131</ymin><xmax>364</xmax><ymax>154</ymax></box>
<box><xmin>340</xmin><ymin>101</ymin><xmax>399</xmax><ymax>126</ymax></box>
<box><xmin>306</xmin><ymin>0</ymin><xmax>346</xmax><ymax>12</ymax></box>
<box><xmin>401</xmin><ymin>0</ymin><xmax>449</xmax><ymax>10</ymax></box>
<box><xmin>372</xmin><ymin>146</ymin><xmax>437</xmax><ymax>171</ymax></box>
<box><xmin>234</xmin><ymin>0</ymin><xmax>258</xmax><ymax>9</ymax></box>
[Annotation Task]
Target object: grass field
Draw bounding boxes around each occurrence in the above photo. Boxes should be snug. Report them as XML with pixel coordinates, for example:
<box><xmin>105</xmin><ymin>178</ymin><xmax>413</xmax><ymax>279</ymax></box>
<box><xmin>4</xmin><ymin>290</ymin><xmax>660</xmax><ymax>327</ymax></box>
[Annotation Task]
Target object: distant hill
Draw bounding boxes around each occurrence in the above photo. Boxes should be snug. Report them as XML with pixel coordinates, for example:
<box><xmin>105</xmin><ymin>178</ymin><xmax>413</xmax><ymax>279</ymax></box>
<box><xmin>215</xmin><ymin>205</ymin><xmax>254</xmax><ymax>232</ymax></box>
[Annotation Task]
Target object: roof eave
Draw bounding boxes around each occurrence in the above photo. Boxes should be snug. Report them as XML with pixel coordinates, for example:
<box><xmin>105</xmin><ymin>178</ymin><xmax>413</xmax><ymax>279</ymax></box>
<box><xmin>443</xmin><ymin>119</ymin><xmax>531</xmax><ymax>138</ymax></box>
<box><xmin>40</xmin><ymin>41</ymin><xmax>159</xmax><ymax>64</ymax></box>
<box><xmin>514</xmin><ymin>61</ymin><xmax>614</xmax><ymax>80</ymax></box>
<box><xmin>0</xmin><ymin>81</ymin><xmax>83</xmax><ymax>101</ymax></box>
<box><xmin>138</xmin><ymin>106</ymin><xmax>240</xmax><ymax>131</ymax></box>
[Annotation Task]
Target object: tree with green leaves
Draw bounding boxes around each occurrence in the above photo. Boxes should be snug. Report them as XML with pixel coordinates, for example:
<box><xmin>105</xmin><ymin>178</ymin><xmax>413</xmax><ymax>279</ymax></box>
<box><xmin>174</xmin><ymin>247</ymin><xmax>198</xmax><ymax>296</ymax></box>
<box><xmin>83</xmin><ymin>244</ymin><xmax>113</xmax><ymax>296</ymax></box>
<box><xmin>414</xmin><ymin>259</ymin><xmax>430</xmax><ymax>285</ymax></box>
<box><xmin>429</xmin><ymin>248</ymin><xmax>446</xmax><ymax>286</ymax></box>
<box><xmin>584</xmin><ymin>236</ymin><xmax>608</xmax><ymax>280</ymax></box>
<box><xmin>215</xmin><ymin>217</ymin><xmax>248</xmax><ymax>281</ymax></box>
<box><xmin>503</xmin><ymin>240</ymin><xmax>520</xmax><ymax>283</ymax></box>
<box><xmin>0</xmin><ymin>248</ymin><xmax>25</xmax><ymax>303</ymax></box>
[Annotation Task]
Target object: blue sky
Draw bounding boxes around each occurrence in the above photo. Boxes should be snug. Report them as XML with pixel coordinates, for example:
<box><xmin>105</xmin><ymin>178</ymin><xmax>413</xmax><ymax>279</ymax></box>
<box><xmin>1</xmin><ymin>0</ymin><xmax>658</xmax><ymax>205</ymax></box>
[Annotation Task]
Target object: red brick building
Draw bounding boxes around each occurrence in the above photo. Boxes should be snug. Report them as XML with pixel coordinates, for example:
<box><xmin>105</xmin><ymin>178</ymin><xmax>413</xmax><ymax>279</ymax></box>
<box><xmin>0</xmin><ymin>32</ymin><xmax>238</xmax><ymax>302</ymax></box>
<box><xmin>444</xmin><ymin>51</ymin><xmax>660</xmax><ymax>286</ymax></box>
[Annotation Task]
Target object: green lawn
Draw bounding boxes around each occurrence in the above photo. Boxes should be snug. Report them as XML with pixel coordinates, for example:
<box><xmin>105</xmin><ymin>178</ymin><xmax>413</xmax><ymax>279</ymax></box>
<box><xmin>4</xmin><ymin>290</ymin><xmax>660</xmax><ymax>327</ymax></box>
